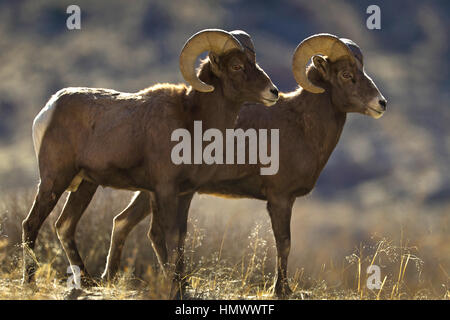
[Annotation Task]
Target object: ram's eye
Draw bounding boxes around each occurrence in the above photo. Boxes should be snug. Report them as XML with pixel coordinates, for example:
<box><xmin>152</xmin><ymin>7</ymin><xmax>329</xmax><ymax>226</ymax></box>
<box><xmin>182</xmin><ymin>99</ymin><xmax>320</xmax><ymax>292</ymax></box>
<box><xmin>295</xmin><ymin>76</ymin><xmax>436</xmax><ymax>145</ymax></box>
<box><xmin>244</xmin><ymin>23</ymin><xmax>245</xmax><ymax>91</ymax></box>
<box><xmin>341</xmin><ymin>71</ymin><xmax>353</xmax><ymax>79</ymax></box>
<box><xmin>232</xmin><ymin>64</ymin><xmax>243</xmax><ymax>71</ymax></box>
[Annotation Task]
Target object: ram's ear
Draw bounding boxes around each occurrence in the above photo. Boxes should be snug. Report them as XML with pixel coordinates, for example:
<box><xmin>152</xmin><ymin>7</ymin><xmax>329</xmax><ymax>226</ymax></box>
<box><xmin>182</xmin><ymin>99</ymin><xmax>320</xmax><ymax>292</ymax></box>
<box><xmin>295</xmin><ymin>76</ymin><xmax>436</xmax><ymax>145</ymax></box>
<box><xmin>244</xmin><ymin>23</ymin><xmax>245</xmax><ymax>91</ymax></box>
<box><xmin>312</xmin><ymin>55</ymin><xmax>330</xmax><ymax>80</ymax></box>
<box><xmin>208</xmin><ymin>52</ymin><xmax>222</xmax><ymax>76</ymax></box>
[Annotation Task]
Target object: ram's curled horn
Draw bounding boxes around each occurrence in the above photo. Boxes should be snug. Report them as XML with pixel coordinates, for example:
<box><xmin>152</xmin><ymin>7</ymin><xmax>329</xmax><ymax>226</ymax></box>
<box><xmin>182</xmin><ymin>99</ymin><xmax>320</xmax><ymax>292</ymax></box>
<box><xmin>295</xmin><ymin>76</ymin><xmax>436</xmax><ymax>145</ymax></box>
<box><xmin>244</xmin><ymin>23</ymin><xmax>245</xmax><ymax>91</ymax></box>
<box><xmin>292</xmin><ymin>33</ymin><xmax>355</xmax><ymax>94</ymax></box>
<box><xmin>230</xmin><ymin>30</ymin><xmax>256</xmax><ymax>59</ymax></box>
<box><xmin>180</xmin><ymin>29</ymin><xmax>244</xmax><ymax>92</ymax></box>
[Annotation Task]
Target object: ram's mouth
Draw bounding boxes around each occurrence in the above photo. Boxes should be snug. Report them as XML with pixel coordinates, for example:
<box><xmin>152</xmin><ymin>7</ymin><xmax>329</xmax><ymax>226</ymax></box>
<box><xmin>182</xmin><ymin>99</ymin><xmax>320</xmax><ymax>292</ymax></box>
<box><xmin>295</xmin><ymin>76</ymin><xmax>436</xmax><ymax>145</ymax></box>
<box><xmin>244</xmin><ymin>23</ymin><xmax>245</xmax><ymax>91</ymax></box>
<box><xmin>366</xmin><ymin>106</ymin><xmax>384</xmax><ymax>119</ymax></box>
<box><xmin>262</xmin><ymin>98</ymin><xmax>278</xmax><ymax>106</ymax></box>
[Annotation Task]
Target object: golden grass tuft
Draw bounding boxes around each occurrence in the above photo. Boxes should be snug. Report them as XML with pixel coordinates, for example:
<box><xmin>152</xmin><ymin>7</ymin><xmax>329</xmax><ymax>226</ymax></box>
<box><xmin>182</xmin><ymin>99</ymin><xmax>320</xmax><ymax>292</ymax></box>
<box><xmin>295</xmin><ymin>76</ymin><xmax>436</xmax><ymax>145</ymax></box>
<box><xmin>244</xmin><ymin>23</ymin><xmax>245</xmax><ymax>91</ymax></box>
<box><xmin>0</xmin><ymin>188</ymin><xmax>448</xmax><ymax>300</ymax></box>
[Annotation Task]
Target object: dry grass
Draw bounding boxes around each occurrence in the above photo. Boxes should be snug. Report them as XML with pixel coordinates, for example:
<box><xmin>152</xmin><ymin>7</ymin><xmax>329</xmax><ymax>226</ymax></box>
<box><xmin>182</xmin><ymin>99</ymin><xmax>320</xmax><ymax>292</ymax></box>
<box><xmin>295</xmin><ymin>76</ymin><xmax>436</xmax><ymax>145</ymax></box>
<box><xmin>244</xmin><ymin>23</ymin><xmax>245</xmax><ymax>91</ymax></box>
<box><xmin>0</xmin><ymin>188</ymin><xmax>448</xmax><ymax>300</ymax></box>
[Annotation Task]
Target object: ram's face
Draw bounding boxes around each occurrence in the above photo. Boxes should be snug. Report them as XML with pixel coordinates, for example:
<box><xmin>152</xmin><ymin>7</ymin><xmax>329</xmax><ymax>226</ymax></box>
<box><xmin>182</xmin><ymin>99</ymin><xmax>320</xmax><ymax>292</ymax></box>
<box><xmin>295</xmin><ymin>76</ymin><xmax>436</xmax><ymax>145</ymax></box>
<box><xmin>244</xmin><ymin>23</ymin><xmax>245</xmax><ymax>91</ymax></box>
<box><xmin>212</xmin><ymin>49</ymin><xmax>279</xmax><ymax>107</ymax></box>
<box><xmin>329</xmin><ymin>58</ymin><xmax>387</xmax><ymax>118</ymax></box>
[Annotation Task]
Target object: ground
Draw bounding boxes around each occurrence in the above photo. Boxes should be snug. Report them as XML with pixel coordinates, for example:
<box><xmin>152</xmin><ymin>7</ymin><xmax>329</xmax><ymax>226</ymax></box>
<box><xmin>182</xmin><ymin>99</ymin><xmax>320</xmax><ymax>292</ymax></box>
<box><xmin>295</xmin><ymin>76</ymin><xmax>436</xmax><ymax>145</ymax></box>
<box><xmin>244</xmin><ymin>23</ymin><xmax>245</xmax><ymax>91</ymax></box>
<box><xmin>0</xmin><ymin>188</ymin><xmax>449</xmax><ymax>300</ymax></box>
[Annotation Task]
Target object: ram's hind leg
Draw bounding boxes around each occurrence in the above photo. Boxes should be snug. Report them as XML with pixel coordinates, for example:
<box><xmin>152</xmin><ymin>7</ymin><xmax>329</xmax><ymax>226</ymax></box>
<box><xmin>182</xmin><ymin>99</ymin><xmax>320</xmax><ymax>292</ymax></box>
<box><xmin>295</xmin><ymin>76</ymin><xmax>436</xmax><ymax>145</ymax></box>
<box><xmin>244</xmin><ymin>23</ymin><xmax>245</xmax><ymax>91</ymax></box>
<box><xmin>55</xmin><ymin>180</ymin><xmax>98</xmax><ymax>287</ymax></box>
<box><xmin>22</xmin><ymin>171</ymin><xmax>75</xmax><ymax>284</ymax></box>
<box><xmin>102</xmin><ymin>191</ymin><xmax>152</xmax><ymax>282</ymax></box>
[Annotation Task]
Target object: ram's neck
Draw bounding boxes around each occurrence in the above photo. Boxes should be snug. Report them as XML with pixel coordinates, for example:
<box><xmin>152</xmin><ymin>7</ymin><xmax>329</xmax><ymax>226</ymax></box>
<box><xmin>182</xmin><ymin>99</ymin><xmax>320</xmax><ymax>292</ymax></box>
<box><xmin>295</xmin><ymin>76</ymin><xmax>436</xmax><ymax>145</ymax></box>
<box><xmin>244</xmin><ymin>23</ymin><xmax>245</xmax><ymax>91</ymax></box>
<box><xmin>187</xmin><ymin>62</ymin><xmax>242</xmax><ymax>132</ymax></box>
<box><xmin>288</xmin><ymin>87</ymin><xmax>347</xmax><ymax>168</ymax></box>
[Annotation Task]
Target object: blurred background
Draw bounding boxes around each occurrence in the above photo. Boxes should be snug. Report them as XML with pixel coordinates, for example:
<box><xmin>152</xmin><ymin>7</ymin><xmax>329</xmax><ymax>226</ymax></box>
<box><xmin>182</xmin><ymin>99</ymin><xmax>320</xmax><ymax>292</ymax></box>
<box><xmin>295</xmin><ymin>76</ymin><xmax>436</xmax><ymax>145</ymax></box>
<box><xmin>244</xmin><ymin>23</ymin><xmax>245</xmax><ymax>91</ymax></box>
<box><xmin>0</xmin><ymin>0</ymin><xmax>448</xmax><ymax>299</ymax></box>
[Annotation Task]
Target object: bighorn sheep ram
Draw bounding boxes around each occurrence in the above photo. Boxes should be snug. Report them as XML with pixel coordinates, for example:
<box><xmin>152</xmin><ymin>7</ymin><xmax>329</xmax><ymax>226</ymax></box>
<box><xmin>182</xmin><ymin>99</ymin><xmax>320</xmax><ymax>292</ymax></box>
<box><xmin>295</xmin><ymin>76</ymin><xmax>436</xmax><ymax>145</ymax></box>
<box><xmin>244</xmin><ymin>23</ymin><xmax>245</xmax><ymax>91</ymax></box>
<box><xmin>102</xmin><ymin>34</ymin><xmax>387</xmax><ymax>297</ymax></box>
<box><xmin>22</xmin><ymin>29</ymin><xmax>279</xmax><ymax>296</ymax></box>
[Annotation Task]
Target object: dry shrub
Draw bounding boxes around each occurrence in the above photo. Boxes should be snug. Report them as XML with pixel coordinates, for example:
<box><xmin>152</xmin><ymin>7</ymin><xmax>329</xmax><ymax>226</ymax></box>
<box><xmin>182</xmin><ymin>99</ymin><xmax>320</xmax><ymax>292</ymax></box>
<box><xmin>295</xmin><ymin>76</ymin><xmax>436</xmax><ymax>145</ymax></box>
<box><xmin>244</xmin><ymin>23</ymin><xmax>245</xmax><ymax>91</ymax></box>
<box><xmin>0</xmin><ymin>188</ymin><xmax>448</xmax><ymax>299</ymax></box>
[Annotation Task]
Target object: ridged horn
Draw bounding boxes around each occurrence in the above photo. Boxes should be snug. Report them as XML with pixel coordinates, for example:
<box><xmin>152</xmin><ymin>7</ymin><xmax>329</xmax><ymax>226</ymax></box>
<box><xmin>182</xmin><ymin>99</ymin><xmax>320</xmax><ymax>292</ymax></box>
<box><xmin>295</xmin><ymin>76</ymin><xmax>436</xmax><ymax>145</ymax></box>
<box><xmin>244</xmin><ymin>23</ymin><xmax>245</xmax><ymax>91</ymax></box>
<box><xmin>230</xmin><ymin>30</ymin><xmax>255</xmax><ymax>59</ymax></box>
<box><xmin>292</xmin><ymin>33</ymin><xmax>355</xmax><ymax>93</ymax></box>
<box><xmin>180</xmin><ymin>29</ymin><xmax>243</xmax><ymax>92</ymax></box>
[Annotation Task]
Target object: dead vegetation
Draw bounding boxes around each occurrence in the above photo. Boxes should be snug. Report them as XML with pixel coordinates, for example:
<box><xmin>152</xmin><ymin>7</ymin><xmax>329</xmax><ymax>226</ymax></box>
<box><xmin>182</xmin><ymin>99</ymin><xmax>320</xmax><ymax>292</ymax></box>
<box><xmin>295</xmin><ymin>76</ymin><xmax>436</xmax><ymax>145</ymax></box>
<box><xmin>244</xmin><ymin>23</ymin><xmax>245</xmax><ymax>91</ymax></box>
<box><xmin>0</xmin><ymin>188</ymin><xmax>448</xmax><ymax>299</ymax></box>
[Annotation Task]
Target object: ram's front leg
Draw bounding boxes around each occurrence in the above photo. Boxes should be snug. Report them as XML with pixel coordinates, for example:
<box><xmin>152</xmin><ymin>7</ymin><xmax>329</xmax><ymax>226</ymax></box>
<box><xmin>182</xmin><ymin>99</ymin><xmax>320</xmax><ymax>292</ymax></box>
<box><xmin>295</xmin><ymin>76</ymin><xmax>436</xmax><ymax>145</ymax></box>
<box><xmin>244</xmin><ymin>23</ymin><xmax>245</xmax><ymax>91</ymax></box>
<box><xmin>170</xmin><ymin>193</ymin><xmax>194</xmax><ymax>299</ymax></box>
<box><xmin>148</xmin><ymin>185</ymin><xmax>181</xmax><ymax>298</ymax></box>
<box><xmin>266</xmin><ymin>192</ymin><xmax>295</xmax><ymax>298</ymax></box>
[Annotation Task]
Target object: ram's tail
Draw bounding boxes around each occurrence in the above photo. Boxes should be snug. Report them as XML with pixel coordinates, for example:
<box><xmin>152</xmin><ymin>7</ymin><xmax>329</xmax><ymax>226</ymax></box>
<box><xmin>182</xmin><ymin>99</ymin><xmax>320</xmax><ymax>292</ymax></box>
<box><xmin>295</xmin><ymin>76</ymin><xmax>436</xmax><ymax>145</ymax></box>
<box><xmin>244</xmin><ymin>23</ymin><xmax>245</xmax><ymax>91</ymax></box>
<box><xmin>32</xmin><ymin>90</ymin><xmax>64</xmax><ymax>159</ymax></box>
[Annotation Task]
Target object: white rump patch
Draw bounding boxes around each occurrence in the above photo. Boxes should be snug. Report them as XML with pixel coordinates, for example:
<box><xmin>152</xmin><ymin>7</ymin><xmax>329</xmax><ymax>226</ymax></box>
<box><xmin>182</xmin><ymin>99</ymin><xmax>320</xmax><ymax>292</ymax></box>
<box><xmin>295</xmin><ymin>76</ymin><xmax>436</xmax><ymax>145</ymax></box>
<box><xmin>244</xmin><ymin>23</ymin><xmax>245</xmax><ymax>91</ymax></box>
<box><xmin>32</xmin><ymin>89</ymin><xmax>65</xmax><ymax>158</ymax></box>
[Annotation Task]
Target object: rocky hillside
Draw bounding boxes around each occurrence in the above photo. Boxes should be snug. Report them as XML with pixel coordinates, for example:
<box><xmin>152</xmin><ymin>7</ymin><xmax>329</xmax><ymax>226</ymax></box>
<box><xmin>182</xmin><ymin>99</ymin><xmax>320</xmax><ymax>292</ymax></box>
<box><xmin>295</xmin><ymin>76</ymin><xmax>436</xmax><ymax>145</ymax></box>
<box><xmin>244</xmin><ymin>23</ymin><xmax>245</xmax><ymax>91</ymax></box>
<box><xmin>0</xmin><ymin>0</ymin><xmax>448</xmax><ymax>208</ymax></box>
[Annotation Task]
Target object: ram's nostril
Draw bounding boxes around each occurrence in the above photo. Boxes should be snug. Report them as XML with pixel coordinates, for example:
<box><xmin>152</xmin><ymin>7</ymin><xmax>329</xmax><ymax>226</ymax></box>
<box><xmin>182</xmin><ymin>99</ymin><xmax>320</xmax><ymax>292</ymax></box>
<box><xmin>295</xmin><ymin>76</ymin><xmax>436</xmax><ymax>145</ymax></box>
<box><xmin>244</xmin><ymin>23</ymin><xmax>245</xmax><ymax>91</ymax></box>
<box><xmin>379</xmin><ymin>99</ymin><xmax>387</xmax><ymax>110</ymax></box>
<box><xmin>270</xmin><ymin>88</ymin><xmax>279</xmax><ymax>98</ymax></box>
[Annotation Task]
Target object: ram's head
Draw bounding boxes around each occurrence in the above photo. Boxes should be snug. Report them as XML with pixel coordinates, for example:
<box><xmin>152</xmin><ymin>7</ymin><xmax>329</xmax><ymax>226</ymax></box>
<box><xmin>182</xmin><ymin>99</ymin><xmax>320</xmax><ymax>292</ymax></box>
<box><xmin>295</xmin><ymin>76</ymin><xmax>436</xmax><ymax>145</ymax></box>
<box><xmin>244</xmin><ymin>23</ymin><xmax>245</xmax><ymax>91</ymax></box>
<box><xmin>292</xmin><ymin>33</ymin><xmax>387</xmax><ymax>118</ymax></box>
<box><xmin>179</xmin><ymin>29</ymin><xmax>279</xmax><ymax>106</ymax></box>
